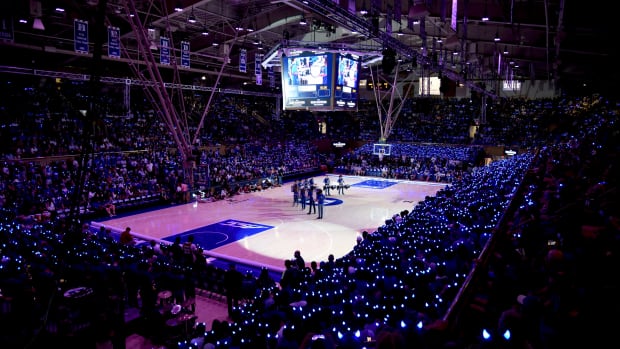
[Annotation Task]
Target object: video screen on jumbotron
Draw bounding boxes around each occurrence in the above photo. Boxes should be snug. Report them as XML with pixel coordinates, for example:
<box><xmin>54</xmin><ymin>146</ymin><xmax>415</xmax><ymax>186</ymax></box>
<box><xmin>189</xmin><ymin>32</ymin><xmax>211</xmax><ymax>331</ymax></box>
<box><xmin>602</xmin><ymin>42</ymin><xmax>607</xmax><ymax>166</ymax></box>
<box><xmin>281</xmin><ymin>50</ymin><xmax>333</xmax><ymax>110</ymax></box>
<box><xmin>334</xmin><ymin>53</ymin><xmax>360</xmax><ymax>111</ymax></box>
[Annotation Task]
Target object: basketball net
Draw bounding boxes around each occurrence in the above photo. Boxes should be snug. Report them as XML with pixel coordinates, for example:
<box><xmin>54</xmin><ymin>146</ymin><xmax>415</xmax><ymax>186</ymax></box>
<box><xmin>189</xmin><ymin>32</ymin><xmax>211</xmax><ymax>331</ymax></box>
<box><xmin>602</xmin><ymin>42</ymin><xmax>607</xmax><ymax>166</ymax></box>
<box><xmin>378</xmin><ymin>152</ymin><xmax>384</xmax><ymax>162</ymax></box>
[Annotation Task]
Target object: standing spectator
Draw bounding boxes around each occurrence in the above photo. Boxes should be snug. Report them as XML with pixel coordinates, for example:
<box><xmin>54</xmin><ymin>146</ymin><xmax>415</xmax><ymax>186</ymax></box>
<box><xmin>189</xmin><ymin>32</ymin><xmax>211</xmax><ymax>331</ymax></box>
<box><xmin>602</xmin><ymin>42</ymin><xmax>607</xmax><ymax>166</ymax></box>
<box><xmin>307</xmin><ymin>186</ymin><xmax>316</xmax><ymax>215</ymax></box>
<box><xmin>182</xmin><ymin>234</ymin><xmax>198</xmax><ymax>265</ymax></box>
<box><xmin>300</xmin><ymin>184</ymin><xmax>307</xmax><ymax>211</ymax></box>
<box><xmin>256</xmin><ymin>267</ymin><xmax>276</xmax><ymax>293</ymax></box>
<box><xmin>310</xmin><ymin>261</ymin><xmax>322</xmax><ymax>280</ymax></box>
<box><xmin>224</xmin><ymin>263</ymin><xmax>243</xmax><ymax>318</ymax></box>
<box><xmin>148</xmin><ymin>239</ymin><xmax>164</xmax><ymax>257</ymax></box>
<box><xmin>293</xmin><ymin>250</ymin><xmax>306</xmax><ymax>270</ymax></box>
<box><xmin>292</xmin><ymin>180</ymin><xmax>299</xmax><ymax>207</ymax></box>
<box><xmin>316</xmin><ymin>189</ymin><xmax>325</xmax><ymax>219</ymax></box>
<box><xmin>241</xmin><ymin>272</ymin><xmax>258</xmax><ymax>302</ymax></box>
<box><xmin>323</xmin><ymin>254</ymin><xmax>336</xmax><ymax>274</ymax></box>
<box><xmin>168</xmin><ymin>236</ymin><xmax>184</xmax><ymax>263</ymax></box>
<box><xmin>183</xmin><ymin>268</ymin><xmax>197</xmax><ymax>313</ymax></box>
<box><xmin>279</xmin><ymin>259</ymin><xmax>301</xmax><ymax>300</ymax></box>
<box><xmin>323</xmin><ymin>175</ymin><xmax>331</xmax><ymax>195</ymax></box>
<box><xmin>337</xmin><ymin>175</ymin><xmax>345</xmax><ymax>195</ymax></box>
<box><xmin>277</xmin><ymin>167</ymin><xmax>284</xmax><ymax>186</ymax></box>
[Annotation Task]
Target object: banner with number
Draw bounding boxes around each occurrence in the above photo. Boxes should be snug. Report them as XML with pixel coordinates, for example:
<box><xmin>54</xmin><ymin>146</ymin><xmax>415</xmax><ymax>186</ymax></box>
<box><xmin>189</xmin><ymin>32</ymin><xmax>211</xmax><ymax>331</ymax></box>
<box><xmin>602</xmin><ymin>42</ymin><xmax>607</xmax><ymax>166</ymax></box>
<box><xmin>181</xmin><ymin>41</ymin><xmax>190</xmax><ymax>68</ymax></box>
<box><xmin>239</xmin><ymin>49</ymin><xmax>247</xmax><ymax>73</ymax></box>
<box><xmin>108</xmin><ymin>26</ymin><xmax>120</xmax><ymax>58</ymax></box>
<box><xmin>268</xmin><ymin>67</ymin><xmax>275</xmax><ymax>88</ymax></box>
<box><xmin>255</xmin><ymin>53</ymin><xmax>262</xmax><ymax>85</ymax></box>
<box><xmin>74</xmin><ymin>19</ymin><xmax>89</xmax><ymax>54</ymax></box>
<box><xmin>254</xmin><ymin>53</ymin><xmax>261</xmax><ymax>75</ymax></box>
<box><xmin>0</xmin><ymin>15</ymin><xmax>14</xmax><ymax>41</ymax></box>
<box><xmin>160</xmin><ymin>37</ymin><xmax>170</xmax><ymax>65</ymax></box>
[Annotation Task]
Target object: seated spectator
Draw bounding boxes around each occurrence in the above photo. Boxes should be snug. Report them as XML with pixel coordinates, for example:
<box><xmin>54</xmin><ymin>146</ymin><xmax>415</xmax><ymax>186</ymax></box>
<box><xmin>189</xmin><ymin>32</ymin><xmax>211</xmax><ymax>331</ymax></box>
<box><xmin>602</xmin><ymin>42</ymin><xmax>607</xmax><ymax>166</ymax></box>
<box><xmin>104</xmin><ymin>193</ymin><xmax>116</xmax><ymax>217</ymax></box>
<box><xmin>119</xmin><ymin>226</ymin><xmax>136</xmax><ymax>246</ymax></box>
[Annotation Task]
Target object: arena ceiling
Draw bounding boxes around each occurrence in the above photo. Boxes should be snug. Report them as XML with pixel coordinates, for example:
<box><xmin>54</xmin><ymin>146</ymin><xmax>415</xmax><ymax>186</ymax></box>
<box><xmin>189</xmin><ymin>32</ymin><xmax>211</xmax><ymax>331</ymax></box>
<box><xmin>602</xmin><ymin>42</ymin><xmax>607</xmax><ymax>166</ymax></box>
<box><xmin>0</xmin><ymin>0</ymin><xmax>617</xmax><ymax>97</ymax></box>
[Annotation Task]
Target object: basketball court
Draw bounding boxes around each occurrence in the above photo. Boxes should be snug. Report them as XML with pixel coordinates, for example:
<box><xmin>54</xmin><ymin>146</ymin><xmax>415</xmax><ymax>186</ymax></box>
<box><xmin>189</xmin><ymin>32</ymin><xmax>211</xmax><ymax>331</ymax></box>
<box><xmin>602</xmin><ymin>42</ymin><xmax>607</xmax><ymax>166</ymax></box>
<box><xmin>91</xmin><ymin>175</ymin><xmax>445</xmax><ymax>273</ymax></box>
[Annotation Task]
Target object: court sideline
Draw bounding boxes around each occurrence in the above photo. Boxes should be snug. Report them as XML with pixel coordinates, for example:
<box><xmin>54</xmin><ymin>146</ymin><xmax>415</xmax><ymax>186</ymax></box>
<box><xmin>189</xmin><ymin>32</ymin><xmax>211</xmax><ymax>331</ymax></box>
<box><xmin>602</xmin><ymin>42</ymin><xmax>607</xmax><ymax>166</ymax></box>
<box><xmin>92</xmin><ymin>175</ymin><xmax>445</xmax><ymax>348</ymax></box>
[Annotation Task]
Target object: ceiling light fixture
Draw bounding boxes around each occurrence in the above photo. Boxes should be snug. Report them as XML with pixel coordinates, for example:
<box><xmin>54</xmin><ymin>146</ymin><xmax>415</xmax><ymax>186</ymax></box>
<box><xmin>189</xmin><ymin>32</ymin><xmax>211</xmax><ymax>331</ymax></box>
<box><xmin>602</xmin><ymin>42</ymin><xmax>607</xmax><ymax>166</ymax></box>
<box><xmin>201</xmin><ymin>17</ymin><xmax>209</xmax><ymax>36</ymax></box>
<box><xmin>494</xmin><ymin>31</ymin><xmax>500</xmax><ymax>42</ymax></box>
<box><xmin>503</xmin><ymin>46</ymin><xmax>509</xmax><ymax>55</ymax></box>
<box><xmin>482</xmin><ymin>1</ymin><xmax>489</xmax><ymax>21</ymax></box>
<box><xmin>359</xmin><ymin>1</ymin><xmax>368</xmax><ymax>15</ymax></box>
<box><xmin>188</xmin><ymin>8</ymin><xmax>197</xmax><ymax>23</ymax></box>
<box><xmin>300</xmin><ymin>15</ymin><xmax>307</xmax><ymax>26</ymax></box>
<box><xmin>174</xmin><ymin>1</ymin><xmax>183</xmax><ymax>12</ymax></box>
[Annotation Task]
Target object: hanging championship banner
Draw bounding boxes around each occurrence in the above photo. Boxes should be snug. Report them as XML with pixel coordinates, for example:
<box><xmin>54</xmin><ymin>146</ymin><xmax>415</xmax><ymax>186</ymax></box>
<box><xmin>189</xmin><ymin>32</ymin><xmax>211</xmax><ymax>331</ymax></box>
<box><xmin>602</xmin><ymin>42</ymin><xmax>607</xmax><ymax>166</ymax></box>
<box><xmin>74</xmin><ymin>19</ymin><xmax>89</xmax><ymax>54</ymax></box>
<box><xmin>0</xmin><ymin>15</ymin><xmax>14</xmax><ymax>41</ymax></box>
<box><xmin>108</xmin><ymin>26</ymin><xmax>120</xmax><ymax>58</ymax></box>
<box><xmin>181</xmin><ymin>41</ymin><xmax>190</xmax><ymax>68</ymax></box>
<box><xmin>255</xmin><ymin>53</ymin><xmax>262</xmax><ymax>85</ymax></box>
<box><xmin>254</xmin><ymin>53</ymin><xmax>262</xmax><ymax>75</ymax></box>
<box><xmin>268</xmin><ymin>66</ymin><xmax>275</xmax><ymax>88</ymax></box>
<box><xmin>160</xmin><ymin>37</ymin><xmax>170</xmax><ymax>65</ymax></box>
<box><xmin>239</xmin><ymin>49</ymin><xmax>247</xmax><ymax>73</ymax></box>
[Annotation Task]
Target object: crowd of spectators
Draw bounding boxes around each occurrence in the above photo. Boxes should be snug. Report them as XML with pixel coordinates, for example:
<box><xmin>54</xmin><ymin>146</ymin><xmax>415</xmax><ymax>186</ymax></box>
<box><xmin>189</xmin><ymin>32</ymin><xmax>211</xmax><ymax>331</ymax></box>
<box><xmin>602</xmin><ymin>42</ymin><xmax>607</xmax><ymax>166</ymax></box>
<box><xmin>0</xmin><ymin>78</ymin><xmax>323</xmax><ymax>219</ymax></box>
<box><xmin>0</xmin><ymin>75</ymin><xmax>618</xmax><ymax>348</ymax></box>
<box><xmin>333</xmin><ymin>143</ymin><xmax>484</xmax><ymax>182</ymax></box>
<box><xmin>459</xmin><ymin>97</ymin><xmax>620</xmax><ymax>348</ymax></box>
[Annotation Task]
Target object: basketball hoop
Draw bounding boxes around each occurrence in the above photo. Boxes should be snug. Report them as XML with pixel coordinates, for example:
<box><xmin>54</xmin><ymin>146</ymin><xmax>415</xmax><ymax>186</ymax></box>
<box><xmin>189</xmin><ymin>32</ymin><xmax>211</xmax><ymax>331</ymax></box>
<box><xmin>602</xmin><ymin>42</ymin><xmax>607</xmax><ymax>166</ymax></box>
<box><xmin>373</xmin><ymin>143</ymin><xmax>391</xmax><ymax>161</ymax></box>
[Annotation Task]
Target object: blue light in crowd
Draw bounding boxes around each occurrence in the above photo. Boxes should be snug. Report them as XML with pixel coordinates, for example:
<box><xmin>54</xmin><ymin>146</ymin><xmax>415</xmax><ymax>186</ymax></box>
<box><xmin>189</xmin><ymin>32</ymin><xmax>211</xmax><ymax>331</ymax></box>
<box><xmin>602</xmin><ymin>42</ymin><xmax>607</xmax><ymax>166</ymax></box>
<box><xmin>482</xmin><ymin>328</ymin><xmax>491</xmax><ymax>341</ymax></box>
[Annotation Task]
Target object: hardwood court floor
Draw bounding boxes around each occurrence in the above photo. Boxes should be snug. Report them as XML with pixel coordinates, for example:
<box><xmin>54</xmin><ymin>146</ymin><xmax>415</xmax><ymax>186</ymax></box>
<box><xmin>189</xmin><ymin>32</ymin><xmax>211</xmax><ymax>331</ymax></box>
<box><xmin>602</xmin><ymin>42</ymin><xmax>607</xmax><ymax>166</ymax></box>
<box><xmin>93</xmin><ymin>175</ymin><xmax>445</xmax><ymax>348</ymax></box>
<box><xmin>96</xmin><ymin>175</ymin><xmax>445</xmax><ymax>273</ymax></box>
